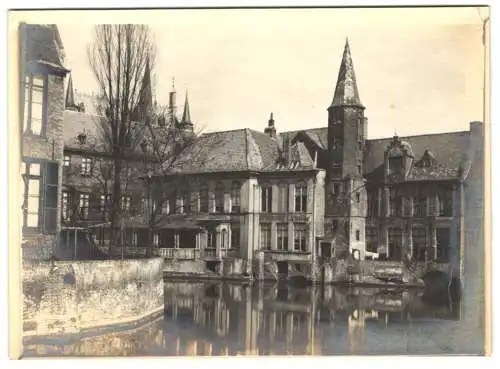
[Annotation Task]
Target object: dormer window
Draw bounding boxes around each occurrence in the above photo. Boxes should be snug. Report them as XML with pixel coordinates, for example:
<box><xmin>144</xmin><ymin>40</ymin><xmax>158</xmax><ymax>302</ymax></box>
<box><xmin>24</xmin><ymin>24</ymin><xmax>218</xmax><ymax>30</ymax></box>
<box><xmin>419</xmin><ymin>149</ymin><xmax>436</xmax><ymax>168</ymax></box>
<box><xmin>389</xmin><ymin>155</ymin><xmax>404</xmax><ymax>175</ymax></box>
<box><xmin>385</xmin><ymin>136</ymin><xmax>414</xmax><ymax>178</ymax></box>
<box><xmin>77</xmin><ymin>132</ymin><xmax>87</xmax><ymax>145</ymax></box>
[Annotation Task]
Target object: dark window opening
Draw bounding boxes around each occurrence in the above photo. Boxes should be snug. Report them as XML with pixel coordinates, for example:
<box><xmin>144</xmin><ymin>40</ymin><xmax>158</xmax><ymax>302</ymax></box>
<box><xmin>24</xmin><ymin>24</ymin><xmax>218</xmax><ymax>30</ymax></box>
<box><xmin>199</xmin><ymin>184</ymin><xmax>209</xmax><ymax>213</ymax></box>
<box><xmin>366</xmin><ymin>227</ymin><xmax>378</xmax><ymax>253</ymax></box>
<box><xmin>215</xmin><ymin>182</ymin><xmax>224</xmax><ymax>213</ymax></box>
<box><xmin>436</xmin><ymin>228</ymin><xmax>451</xmax><ymax>262</ymax></box>
<box><xmin>261</xmin><ymin>186</ymin><xmax>272</xmax><ymax>213</ymax></box>
<box><xmin>412</xmin><ymin>227</ymin><xmax>427</xmax><ymax>262</ymax></box>
<box><xmin>389</xmin><ymin>156</ymin><xmax>404</xmax><ymax>175</ymax></box>
<box><xmin>231</xmin><ymin>181</ymin><xmax>241</xmax><ymax>213</ymax></box>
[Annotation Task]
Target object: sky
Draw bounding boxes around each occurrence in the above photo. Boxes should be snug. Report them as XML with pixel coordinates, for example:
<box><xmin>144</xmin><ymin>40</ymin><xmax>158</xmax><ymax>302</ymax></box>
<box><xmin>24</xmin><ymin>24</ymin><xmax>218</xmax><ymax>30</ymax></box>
<box><xmin>13</xmin><ymin>7</ymin><xmax>487</xmax><ymax>138</ymax></box>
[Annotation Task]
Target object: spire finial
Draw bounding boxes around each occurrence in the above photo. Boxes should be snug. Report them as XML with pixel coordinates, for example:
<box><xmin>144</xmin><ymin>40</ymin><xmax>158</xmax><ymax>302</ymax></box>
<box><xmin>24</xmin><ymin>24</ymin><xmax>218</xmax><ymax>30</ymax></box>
<box><xmin>172</xmin><ymin>77</ymin><xmax>175</xmax><ymax>90</ymax></box>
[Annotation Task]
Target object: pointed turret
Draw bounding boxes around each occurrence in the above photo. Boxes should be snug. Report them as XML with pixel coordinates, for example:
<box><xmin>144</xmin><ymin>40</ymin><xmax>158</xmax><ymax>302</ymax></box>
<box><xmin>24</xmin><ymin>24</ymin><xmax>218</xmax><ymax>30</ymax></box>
<box><xmin>168</xmin><ymin>77</ymin><xmax>178</xmax><ymax>126</ymax></box>
<box><xmin>135</xmin><ymin>60</ymin><xmax>153</xmax><ymax>121</ymax></box>
<box><xmin>178</xmin><ymin>91</ymin><xmax>193</xmax><ymax>134</ymax></box>
<box><xmin>330</xmin><ymin>38</ymin><xmax>363</xmax><ymax>109</ymax></box>
<box><xmin>65</xmin><ymin>74</ymin><xmax>78</xmax><ymax>111</ymax></box>
<box><xmin>181</xmin><ymin>92</ymin><xmax>192</xmax><ymax>125</ymax></box>
<box><xmin>264</xmin><ymin>112</ymin><xmax>276</xmax><ymax>138</ymax></box>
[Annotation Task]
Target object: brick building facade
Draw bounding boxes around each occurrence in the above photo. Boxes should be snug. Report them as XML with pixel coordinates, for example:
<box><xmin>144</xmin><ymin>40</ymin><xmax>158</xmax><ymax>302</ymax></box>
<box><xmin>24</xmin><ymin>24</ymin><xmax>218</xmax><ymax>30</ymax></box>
<box><xmin>19</xmin><ymin>24</ymin><xmax>69</xmax><ymax>260</ymax></box>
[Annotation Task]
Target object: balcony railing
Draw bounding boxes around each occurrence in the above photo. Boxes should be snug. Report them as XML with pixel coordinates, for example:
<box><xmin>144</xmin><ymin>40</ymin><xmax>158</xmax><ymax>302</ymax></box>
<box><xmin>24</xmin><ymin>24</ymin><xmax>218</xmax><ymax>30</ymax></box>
<box><xmin>264</xmin><ymin>249</ymin><xmax>312</xmax><ymax>262</ymax></box>
<box><xmin>159</xmin><ymin>248</ymin><xmax>200</xmax><ymax>260</ymax></box>
<box><xmin>160</xmin><ymin>247</ymin><xmax>239</xmax><ymax>260</ymax></box>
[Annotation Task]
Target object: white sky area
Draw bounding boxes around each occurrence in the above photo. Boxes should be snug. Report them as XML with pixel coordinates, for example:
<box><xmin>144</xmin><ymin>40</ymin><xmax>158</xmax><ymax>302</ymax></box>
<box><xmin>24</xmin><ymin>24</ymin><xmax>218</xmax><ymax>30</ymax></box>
<box><xmin>20</xmin><ymin>7</ymin><xmax>487</xmax><ymax>138</ymax></box>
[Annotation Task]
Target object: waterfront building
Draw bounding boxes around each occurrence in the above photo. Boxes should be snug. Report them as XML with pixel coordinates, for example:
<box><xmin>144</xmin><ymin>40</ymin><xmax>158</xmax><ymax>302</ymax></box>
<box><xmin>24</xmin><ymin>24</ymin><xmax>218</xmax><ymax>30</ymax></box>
<box><xmin>42</xmin><ymin>31</ymin><xmax>483</xmax><ymax>281</ymax></box>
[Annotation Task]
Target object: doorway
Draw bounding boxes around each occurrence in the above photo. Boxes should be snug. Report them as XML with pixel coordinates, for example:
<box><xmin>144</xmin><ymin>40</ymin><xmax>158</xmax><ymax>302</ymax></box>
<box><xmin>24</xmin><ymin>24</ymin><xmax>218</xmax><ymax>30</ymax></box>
<box><xmin>277</xmin><ymin>261</ymin><xmax>288</xmax><ymax>278</ymax></box>
<box><xmin>320</xmin><ymin>242</ymin><xmax>332</xmax><ymax>258</ymax></box>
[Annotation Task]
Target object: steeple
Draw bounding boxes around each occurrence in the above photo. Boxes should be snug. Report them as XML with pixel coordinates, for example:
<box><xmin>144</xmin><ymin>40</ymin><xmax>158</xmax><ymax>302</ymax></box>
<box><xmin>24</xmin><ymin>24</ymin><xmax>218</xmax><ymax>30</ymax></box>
<box><xmin>138</xmin><ymin>60</ymin><xmax>153</xmax><ymax>118</ymax></box>
<box><xmin>181</xmin><ymin>91</ymin><xmax>192</xmax><ymax>127</ymax></box>
<box><xmin>329</xmin><ymin>38</ymin><xmax>363</xmax><ymax>109</ymax></box>
<box><xmin>65</xmin><ymin>74</ymin><xmax>77</xmax><ymax>111</ymax></box>
<box><xmin>264</xmin><ymin>112</ymin><xmax>276</xmax><ymax>138</ymax></box>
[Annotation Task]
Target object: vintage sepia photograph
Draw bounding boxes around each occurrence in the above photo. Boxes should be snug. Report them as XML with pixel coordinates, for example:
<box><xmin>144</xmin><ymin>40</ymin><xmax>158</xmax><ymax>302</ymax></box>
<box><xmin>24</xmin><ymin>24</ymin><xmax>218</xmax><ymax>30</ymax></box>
<box><xmin>7</xmin><ymin>5</ymin><xmax>490</xmax><ymax>358</ymax></box>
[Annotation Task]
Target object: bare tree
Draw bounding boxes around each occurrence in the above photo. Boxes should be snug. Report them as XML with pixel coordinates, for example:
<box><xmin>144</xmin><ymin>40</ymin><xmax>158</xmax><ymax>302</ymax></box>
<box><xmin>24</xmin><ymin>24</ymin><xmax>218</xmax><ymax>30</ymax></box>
<box><xmin>87</xmin><ymin>25</ymin><xmax>156</xmax><ymax>254</ymax></box>
<box><xmin>140</xmin><ymin>112</ymin><xmax>208</xmax><ymax>257</ymax></box>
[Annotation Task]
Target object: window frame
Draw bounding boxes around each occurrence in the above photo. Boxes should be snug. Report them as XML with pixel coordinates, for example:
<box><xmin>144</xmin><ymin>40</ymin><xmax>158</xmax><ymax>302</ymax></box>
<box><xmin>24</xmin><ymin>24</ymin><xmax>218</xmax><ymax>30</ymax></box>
<box><xmin>199</xmin><ymin>184</ymin><xmax>209</xmax><ymax>213</ymax></box>
<box><xmin>261</xmin><ymin>185</ymin><xmax>272</xmax><ymax>213</ymax></box>
<box><xmin>79</xmin><ymin>193</ymin><xmax>90</xmax><ymax>220</ymax></box>
<box><xmin>277</xmin><ymin>223</ymin><xmax>288</xmax><ymax>251</ymax></box>
<box><xmin>294</xmin><ymin>224</ymin><xmax>307</xmax><ymax>252</ymax></box>
<box><xmin>260</xmin><ymin>223</ymin><xmax>271</xmax><ymax>250</ymax></box>
<box><xmin>294</xmin><ymin>182</ymin><xmax>307</xmax><ymax>213</ymax></box>
<box><xmin>22</xmin><ymin>159</ymin><xmax>59</xmax><ymax>234</ymax></box>
<box><xmin>230</xmin><ymin>181</ymin><xmax>241</xmax><ymax>213</ymax></box>
<box><xmin>214</xmin><ymin>182</ymin><xmax>224</xmax><ymax>213</ymax></box>
<box><xmin>80</xmin><ymin>157</ymin><xmax>92</xmax><ymax>176</ymax></box>
<box><xmin>23</xmin><ymin>73</ymin><xmax>47</xmax><ymax>136</ymax></box>
<box><xmin>63</xmin><ymin>155</ymin><xmax>71</xmax><ymax>167</ymax></box>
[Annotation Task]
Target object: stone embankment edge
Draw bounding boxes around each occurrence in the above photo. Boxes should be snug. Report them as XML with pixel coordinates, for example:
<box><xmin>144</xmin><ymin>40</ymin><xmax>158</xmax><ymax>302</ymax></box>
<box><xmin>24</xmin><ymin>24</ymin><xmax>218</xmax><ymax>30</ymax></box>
<box><xmin>23</xmin><ymin>305</ymin><xmax>164</xmax><ymax>341</ymax></box>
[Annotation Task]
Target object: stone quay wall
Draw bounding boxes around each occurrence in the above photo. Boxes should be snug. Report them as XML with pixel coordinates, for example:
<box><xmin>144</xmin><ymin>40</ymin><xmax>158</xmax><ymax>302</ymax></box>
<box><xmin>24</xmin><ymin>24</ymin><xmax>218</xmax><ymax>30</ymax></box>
<box><xmin>22</xmin><ymin>257</ymin><xmax>164</xmax><ymax>336</ymax></box>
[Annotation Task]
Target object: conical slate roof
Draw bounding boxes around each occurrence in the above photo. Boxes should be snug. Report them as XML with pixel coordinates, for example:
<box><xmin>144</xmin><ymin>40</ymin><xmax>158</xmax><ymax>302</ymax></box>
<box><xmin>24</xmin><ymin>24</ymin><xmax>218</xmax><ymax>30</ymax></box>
<box><xmin>65</xmin><ymin>74</ymin><xmax>77</xmax><ymax>110</ymax></box>
<box><xmin>330</xmin><ymin>38</ymin><xmax>363</xmax><ymax>108</ymax></box>
<box><xmin>181</xmin><ymin>92</ymin><xmax>192</xmax><ymax>125</ymax></box>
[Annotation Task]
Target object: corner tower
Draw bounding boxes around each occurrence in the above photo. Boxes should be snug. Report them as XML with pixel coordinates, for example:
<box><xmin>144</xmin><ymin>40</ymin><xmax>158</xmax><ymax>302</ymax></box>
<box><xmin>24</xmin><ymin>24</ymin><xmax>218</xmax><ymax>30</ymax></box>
<box><xmin>326</xmin><ymin>38</ymin><xmax>368</xmax><ymax>259</ymax></box>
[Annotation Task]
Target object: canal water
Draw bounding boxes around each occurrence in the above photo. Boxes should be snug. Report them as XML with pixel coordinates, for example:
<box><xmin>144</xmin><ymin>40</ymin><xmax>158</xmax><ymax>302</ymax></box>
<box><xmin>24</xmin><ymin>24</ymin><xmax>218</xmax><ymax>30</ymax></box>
<box><xmin>23</xmin><ymin>281</ymin><xmax>484</xmax><ymax>357</ymax></box>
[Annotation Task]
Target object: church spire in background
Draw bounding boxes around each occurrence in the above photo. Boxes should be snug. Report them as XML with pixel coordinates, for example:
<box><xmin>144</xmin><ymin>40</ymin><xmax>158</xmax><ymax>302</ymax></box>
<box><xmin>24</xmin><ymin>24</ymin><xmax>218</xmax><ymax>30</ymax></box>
<box><xmin>65</xmin><ymin>74</ymin><xmax>77</xmax><ymax>111</ymax></box>
<box><xmin>181</xmin><ymin>91</ymin><xmax>192</xmax><ymax>125</ymax></box>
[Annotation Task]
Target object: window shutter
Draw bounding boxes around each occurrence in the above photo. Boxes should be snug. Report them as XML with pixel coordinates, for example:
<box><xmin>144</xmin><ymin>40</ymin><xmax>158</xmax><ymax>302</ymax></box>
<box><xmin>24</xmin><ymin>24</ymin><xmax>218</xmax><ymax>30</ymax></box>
<box><xmin>43</xmin><ymin>162</ymin><xmax>59</xmax><ymax>233</ymax></box>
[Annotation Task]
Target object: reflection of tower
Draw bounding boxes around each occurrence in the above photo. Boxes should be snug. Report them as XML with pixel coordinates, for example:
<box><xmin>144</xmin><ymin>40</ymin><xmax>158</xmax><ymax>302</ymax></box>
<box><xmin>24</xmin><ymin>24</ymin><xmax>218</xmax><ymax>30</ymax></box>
<box><xmin>348</xmin><ymin>309</ymin><xmax>365</xmax><ymax>354</ymax></box>
<box><xmin>306</xmin><ymin>286</ymin><xmax>321</xmax><ymax>355</ymax></box>
<box><xmin>243</xmin><ymin>286</ymin><xmax>259</xmax><ymax>355</ymax></box>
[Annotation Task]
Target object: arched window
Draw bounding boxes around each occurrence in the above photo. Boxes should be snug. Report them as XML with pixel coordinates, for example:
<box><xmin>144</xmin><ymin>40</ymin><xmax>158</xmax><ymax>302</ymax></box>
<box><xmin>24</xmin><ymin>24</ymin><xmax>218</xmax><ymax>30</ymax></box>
<box><xmin>221</xmin><ymin>229</ymin><xmax>228</xmax><ymax>249</ymax></box>
<box><xmin>199</xmin><ymin>183</ymin><xmax>209</xmax><ymax>213</ymax></box>
<box><xmin>215</xmin><ymin>182</ymin><xmax>224</xmax><ymax>213</ymax></box>
<box><xmin>231</xmin><ymin>181</ymin><xmax>241</xmax><ymax>213</ymax></box>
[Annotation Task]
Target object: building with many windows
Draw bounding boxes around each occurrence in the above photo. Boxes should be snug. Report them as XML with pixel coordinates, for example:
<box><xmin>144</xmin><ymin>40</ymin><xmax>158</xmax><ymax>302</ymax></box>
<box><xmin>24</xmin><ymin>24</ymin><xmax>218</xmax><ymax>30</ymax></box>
<box><xmin>22</xmin><ymin>25</ymin><xmax>483</xmax><ymax>282</ymax></box>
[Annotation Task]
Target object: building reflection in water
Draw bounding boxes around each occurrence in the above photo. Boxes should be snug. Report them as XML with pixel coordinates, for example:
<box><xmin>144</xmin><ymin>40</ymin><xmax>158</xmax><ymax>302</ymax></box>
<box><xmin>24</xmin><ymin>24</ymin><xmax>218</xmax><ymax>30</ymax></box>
<box><xmin>23</xmin><ymin>282</ymin><xmax>460</xmax><ymax>357</ymax></box>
